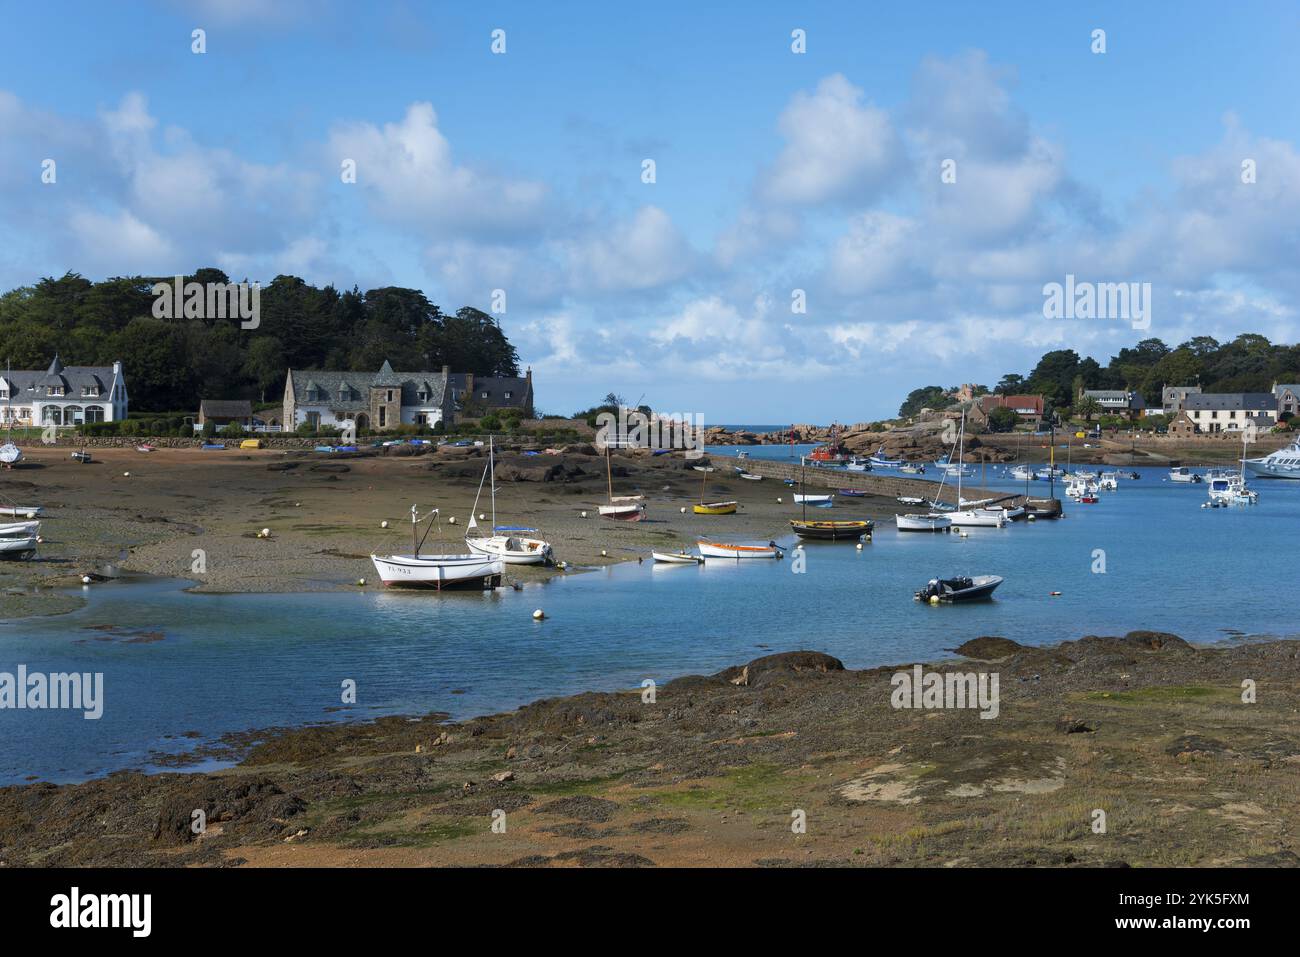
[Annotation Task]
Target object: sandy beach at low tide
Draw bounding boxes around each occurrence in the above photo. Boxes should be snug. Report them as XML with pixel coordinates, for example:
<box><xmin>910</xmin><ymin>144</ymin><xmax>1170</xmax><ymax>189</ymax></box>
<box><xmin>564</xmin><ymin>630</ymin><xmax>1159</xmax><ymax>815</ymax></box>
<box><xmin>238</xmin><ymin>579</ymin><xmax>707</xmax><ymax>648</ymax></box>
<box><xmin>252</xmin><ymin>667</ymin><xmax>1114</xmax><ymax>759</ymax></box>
<box><xmin>0</xmin><ymin>443</ymin><xmax>911</xmax><ymax>618</ymax></box>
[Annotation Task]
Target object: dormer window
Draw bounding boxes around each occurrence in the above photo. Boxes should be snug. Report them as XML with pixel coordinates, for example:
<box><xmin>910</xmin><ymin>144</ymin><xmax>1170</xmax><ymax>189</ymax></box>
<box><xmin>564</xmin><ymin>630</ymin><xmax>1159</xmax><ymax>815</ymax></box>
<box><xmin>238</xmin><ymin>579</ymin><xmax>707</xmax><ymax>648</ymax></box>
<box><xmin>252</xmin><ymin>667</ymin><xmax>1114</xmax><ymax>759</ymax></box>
<box><xmin>480</xmin><ymin>391</ymin><xmax>489</xmax><ymax>399</ymax></box>
<box><xmin>47</xmin><ymin>386</ymin><xmax>64</xmax><ymax>396</ymax></box>
<box><xmin>503</xmin><ymin>391</ymin><xmax>512</xmax><ymax>399</ymax></box>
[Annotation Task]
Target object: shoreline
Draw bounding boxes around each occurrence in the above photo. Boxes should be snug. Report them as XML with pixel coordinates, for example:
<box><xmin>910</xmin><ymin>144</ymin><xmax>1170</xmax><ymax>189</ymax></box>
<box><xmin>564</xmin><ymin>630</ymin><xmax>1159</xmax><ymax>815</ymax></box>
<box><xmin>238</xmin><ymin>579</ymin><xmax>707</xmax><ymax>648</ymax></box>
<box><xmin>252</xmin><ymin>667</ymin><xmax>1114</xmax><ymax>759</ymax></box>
<box><xmin>3</xmin><ymin>630</ymin><xmax>1297</xmax><ymax>867</ymax></box>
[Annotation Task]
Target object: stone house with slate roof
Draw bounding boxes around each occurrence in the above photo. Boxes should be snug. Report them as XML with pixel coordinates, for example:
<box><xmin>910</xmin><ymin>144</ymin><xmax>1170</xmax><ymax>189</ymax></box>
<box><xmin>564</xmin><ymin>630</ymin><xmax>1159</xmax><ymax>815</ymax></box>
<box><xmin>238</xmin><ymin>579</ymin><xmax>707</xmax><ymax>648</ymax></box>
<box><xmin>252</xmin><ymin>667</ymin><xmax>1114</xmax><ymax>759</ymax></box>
<box><xmin>448</xmin><ymin>369</ymin><xmax>534</xmax><ymax>418</ymax></box>
<box><xmin>0</xmin><ymin>355</ymin><xmax>128</xmax><ymax>427</ymax></box>
<box><xmin>282</xmin><ymin>360</ymin><xmax>455</xmax><ymax>432</ymax></box>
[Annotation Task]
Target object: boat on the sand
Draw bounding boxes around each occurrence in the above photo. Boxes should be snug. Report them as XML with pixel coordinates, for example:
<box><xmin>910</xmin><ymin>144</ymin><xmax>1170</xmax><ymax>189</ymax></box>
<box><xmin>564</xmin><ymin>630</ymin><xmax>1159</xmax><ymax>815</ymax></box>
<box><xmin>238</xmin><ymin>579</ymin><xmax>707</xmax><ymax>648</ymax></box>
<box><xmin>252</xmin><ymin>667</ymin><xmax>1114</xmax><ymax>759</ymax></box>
<box><xmin>372</xmin><ymin>505</ymin><xmax>503</xmax><ymax>589</ymax></box>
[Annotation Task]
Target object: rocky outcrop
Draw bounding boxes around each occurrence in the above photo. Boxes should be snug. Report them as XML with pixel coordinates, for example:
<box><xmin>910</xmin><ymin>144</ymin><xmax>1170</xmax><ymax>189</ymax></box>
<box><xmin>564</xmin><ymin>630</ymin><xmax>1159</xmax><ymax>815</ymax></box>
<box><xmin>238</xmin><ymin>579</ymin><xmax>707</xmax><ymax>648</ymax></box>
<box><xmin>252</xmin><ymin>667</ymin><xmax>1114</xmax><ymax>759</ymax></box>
<box><xmin>716</xmin><ymin>651</ymin><xmax>845</xmax><ymax>687</ymax></box>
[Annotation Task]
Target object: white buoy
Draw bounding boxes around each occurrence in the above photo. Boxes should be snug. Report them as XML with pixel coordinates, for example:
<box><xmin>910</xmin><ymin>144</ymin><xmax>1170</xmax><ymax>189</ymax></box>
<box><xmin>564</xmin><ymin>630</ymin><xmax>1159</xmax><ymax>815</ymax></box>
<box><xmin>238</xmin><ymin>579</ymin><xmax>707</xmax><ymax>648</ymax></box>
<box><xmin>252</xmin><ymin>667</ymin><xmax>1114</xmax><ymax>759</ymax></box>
<box><xmin>856</xmin><ymin>542</ymin><xmax>863</xmax><ymax>550</ymax></box>
<box><xmin>533</xmin><ymin>609</ymin><xmax>545</xmax><ymax>620</ymax></box>
<box><xmin>448</xmin><ymin>516</ymin><xmax>457</xmax><ymax>524</ymax></box>
<box><xmin>679</xmin><ymin>506</ymin><xmax>686</xmax><ymax>513</ymax></box>
<box><xmin>580</xmin><ymin>510</ymin><xmax>588</xmax><ymax>519</ymax></box>
<box><xmin>262</xmin><ymin>527</ymin><xmax>271</xmax><ymax>537</ymax></box>
<box><xmin>357</xmin><ymin>578</ymin><xmax>366</xmax><ymax>586</ymax></box>
<box><xmin>479</xmin><ymin>513</ymin><xmax>486</xmax><ymax>520</ymax></box>
<box><xmin>601</xmin><ymin>549</ymin><xmax>608</xmax><ymax>557</ymax></box>
<box><xmin>294</xmin><ymin>502</ymin><xmax>301</xmax><ymax>507</ymax></box>
<box><xmin>82</xmin><ymin>575</ymin><xmax>92</xmax><ymax>584</ymax></box>
<box><xmin>123</xmin><ymin>471</ymin><xmax>130</xmax><ymax>477</ymax></box>
<box><xmin>776</xmin><ymin>497</ymin><xmax>783</xmax><ymax>504</ymax></box>
<box><xmin>381</xmin><ymin>520</ymin><xmax>389</xmax><ymax>529</ymax></box>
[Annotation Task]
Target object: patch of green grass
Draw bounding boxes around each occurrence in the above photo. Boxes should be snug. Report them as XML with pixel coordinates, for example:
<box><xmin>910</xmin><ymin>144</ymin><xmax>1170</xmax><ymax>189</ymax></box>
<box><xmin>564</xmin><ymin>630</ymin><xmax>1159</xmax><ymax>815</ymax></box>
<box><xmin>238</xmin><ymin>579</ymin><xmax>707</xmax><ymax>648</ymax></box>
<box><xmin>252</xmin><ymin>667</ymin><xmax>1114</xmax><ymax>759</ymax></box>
<box><xmin>648</xmin><ymin>762</ymin><xmax>799</xmax><ymax>812</ymax></box>
<box><xmin>341</xmin><ymin>816</ymin><xmax>478</xmax><ymax>849</ymax></box>
<box><xmin>524</xmin><ymin>770</ymin><xmax>634</xmax><ymax>797</ymax></box>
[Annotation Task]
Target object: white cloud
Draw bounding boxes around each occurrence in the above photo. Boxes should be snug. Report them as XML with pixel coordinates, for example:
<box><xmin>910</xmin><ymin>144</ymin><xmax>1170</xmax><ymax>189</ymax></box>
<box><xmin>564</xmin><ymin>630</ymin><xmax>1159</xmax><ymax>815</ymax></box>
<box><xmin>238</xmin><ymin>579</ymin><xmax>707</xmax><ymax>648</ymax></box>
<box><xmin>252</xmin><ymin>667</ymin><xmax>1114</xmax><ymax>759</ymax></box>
<box><xmin>760</xmin><ymin>74</ymin><xmax>900</xmax><ymax>206</ymax></box>
<box><xmin>327</xmin><ymin>102</ymin><xmax>547</xmax><ymax>238</ymax></box>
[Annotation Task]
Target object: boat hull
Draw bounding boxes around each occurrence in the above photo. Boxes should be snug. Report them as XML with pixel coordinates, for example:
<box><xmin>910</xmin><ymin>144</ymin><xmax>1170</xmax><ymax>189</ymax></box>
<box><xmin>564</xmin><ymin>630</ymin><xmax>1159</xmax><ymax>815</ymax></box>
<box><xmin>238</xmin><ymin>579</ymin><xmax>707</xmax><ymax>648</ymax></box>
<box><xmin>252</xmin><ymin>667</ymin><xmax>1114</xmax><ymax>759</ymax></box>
<box><xmin>599</xmin><ymin>504</ymin><xmax>644</xmax><ymax>521</ymax></box>
<box><xmin>652</xmin><ymin>551</ymin><xmax>703</xmax><ymax>564</ymax></box>
<box><xmin>0</xmin><ymin>506</ymin><xmax>41</xmax><ymax>518</ymax></box>
<box><xmin>0</xmin><ymin>536</ymin><xmax>37</xmax><ymax>559</ymax></box>
<box><xmin>916</xmin><ymin>575</ymin><xmax>1003</xmax><ymax>603</ymax></box>
<box><xmin>697</xmin><ymin>540</ymin><xmax>782</xmax><ymax>559</ymax></box>
<box><xmin>465</xmin><ymin>535</ymin><xmax>553</xmax><ymax>565</ymax></box>
<box><xmin>0</xmin><ymin>442</ymin><xmax>22</xmax><ymax>466</ymax></box>
<box><xmin>895</xmin><ymin>513</ymin><xmax>952</xmax><ymax>532</ymax></box>
<box><xmin>370</xmin><ymin>554</ymin><xmax>504</xmax><ymax>590</ymax></box>
<box><xmin>1023</xmin><ymin>497</ymin><xmax>1063</xmax><ymax>519</ymax></box>
<box><xmin>948</xmin><ymin>510</ymin><xmax>1006</xmax><ymax>528</ymax></box>
<box><xmin>789</xmin><ymin>519</ymin><xmax>873</xmax><ymax>540</ymax></box>
<box><xmin>693</xmin><ymin>501</ymin><xmax>738</xmax><ymax>515</ymax></box>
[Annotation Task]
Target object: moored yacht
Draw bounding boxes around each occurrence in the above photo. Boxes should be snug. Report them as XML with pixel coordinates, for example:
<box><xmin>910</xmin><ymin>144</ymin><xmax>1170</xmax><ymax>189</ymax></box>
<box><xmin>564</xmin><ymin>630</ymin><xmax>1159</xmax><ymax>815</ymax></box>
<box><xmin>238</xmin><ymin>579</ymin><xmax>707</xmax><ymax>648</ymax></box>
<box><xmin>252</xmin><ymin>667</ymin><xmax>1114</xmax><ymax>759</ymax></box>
<box><xmin>1242</xmin><ymin>438</ymin><xmax>1300</xmax><ymax>479</ymax></box>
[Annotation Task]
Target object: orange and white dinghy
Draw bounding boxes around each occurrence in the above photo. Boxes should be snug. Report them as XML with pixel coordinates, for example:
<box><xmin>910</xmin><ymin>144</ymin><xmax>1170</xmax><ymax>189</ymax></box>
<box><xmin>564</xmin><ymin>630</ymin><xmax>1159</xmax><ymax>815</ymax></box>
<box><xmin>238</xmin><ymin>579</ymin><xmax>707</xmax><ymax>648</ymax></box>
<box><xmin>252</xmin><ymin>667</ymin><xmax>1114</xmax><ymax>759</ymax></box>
<box><xmin>697</xmin><ymin>539</ymin><xmax>784</xmax><ymax>560</ymax></box>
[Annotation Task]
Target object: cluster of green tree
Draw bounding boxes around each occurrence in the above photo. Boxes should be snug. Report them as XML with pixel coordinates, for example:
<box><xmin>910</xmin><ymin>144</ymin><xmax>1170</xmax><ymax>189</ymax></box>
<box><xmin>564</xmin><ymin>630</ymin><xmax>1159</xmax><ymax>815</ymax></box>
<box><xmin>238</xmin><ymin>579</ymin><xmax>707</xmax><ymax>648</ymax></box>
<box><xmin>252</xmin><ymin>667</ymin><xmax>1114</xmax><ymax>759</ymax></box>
<box><xmin>993</xmin><ymin>335</ymin><xmax>1300</xmax><ymax>410</ymax></box>
<box><xmin>573</xmin><ymin>392</ymin><xmax>653</xmax><ymax>428</ymax></box>
<box><xmin>0</xmin><ymin>270</ymin><xmax>522</xmax><ymax>412</ymax></box>
<box><xmin>898</xmin><ymin>384</ymin><xmax>988</xmax><ymax>418</ymax></box>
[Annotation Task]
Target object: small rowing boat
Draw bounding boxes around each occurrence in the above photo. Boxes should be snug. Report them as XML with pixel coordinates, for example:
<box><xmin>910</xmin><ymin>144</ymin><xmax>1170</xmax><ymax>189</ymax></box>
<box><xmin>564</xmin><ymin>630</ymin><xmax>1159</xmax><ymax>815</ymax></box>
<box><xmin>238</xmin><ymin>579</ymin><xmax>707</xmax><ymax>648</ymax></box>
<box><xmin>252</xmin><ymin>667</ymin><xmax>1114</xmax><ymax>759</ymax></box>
<box><xmin>694</xmin><ymin>500</ymin><xmax>738</xmax><ymax>515</ymax></box>
<box><xmin>652</xmin><ymin>550</ymin><xmax>703</xmax><ymax>564</ymax></box>
<box><xmin>738</xmin><ymin>472</ymin><xmax>762</xmax><ymax>481</ymax></box>
<box><xmin>697</xmin><ymin>539</ymin><xmax>784</xmax><ymax>560</ymax></box>
<box><xmin>792</xmin><ymin>493</ymin><xmax>833</xmax><ymax>505</ymax></box>
<box><xmin>789</xmin><ymin>519</ymin><xmax>873</xmax><ymax>540</ymax></box>
<box><xmin>896</xmin><ymin>513</ymin><xmax>953</xmax><ymax>532</ymax></box>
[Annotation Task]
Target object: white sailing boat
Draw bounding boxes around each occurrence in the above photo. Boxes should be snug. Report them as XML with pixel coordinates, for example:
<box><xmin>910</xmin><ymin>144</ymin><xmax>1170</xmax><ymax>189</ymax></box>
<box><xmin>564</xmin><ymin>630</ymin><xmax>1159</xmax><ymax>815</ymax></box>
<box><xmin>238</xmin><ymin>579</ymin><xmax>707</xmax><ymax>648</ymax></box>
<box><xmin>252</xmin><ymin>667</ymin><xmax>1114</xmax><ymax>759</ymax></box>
<box><xmin>947</xmin><ymin>411</ymin><xmax>1006</xmax><ymax>527</ymax></box>
<box><xmin>371</xmin><ymin>505</ymin><xmax>504</xmax><ymax>589</ymax></box>
<box><xmin>896</xmin><ymin>444</ymin><xmax>955</xmax><ymax>532</ymax></box>
<box><xmin>465</xmin><ymin>439</ymin><xmax>554</xmax><ymax>564</ymax></box>
<box><xmin>598</xmin><ymin>441</ymin><xmax>645</xmax><ymax>520</ymax></box>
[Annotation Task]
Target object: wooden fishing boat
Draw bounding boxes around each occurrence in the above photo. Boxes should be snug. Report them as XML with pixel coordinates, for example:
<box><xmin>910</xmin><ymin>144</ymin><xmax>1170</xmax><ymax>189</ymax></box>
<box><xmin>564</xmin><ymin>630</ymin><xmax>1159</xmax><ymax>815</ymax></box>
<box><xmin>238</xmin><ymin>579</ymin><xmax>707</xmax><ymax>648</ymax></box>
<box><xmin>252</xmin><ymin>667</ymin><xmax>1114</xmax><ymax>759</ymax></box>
<box><xmin>789</xmin><ymin>519</ymin><xmax>873</xmax><ymax>541</ymax></box>
<box><xmin>652</xmin><ymin>550</ymin><xmax>704</xmax><ymax>564</ymax></box>
<box><xmin>896</xmin><ymin>513</ymin><xmax>953</xmax><ymax>532</ymax></box>
<box><xmin>915</xmin><ymin>575</ymin><xmax>1003</xmax><ymax>603</ymax></box>
<box><xmin>371</xmin><ymin>505</ymin><xmax>503</xmax><ymax>589</ymax></box>
<box><xmin>697</xmin><ymin>539</ymin><xmax>783</xmax><ymax>560</ymax></box>
<box><xmin>1023</xmin><ymin>497</ymin><xmax>1063</xmax><ymax>518</ymax></box>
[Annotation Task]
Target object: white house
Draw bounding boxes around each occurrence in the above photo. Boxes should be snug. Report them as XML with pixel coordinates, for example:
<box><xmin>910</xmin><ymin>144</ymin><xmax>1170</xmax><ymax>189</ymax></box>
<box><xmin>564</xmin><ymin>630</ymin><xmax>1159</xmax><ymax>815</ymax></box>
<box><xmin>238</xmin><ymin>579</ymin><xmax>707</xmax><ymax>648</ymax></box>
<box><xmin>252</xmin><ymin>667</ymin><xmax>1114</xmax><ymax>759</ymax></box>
<box><xmin>0</xmin><ymin>355</ymin><xmax>128</xmax><ymax>427</ymax></box>
<box><xmin>1183</xmin><ymin>393</ymin><xmax>1277</xmax><ymax>433</ymax></box>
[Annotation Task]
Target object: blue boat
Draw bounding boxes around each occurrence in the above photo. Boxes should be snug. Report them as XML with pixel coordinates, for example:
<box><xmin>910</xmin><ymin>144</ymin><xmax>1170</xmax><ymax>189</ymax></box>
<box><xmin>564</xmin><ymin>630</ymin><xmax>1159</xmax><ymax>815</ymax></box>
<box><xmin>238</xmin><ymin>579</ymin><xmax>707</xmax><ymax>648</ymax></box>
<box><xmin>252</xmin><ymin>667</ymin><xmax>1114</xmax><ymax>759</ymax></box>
<box><xmin>869</xmin><ymin>453</ymin><xmax>903</xmax><ymax>468</ymax></box>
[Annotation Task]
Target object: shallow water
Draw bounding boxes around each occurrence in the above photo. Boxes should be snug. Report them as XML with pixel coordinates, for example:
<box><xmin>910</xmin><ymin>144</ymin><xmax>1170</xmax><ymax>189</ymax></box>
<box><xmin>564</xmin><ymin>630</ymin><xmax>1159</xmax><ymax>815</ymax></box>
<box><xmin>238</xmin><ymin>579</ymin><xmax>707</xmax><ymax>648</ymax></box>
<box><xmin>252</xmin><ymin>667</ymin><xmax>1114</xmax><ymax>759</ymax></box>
<box><xmin>1</xmin><ymin>464</ymin><xmax>1294</xmax><ymax>784</ymax></box>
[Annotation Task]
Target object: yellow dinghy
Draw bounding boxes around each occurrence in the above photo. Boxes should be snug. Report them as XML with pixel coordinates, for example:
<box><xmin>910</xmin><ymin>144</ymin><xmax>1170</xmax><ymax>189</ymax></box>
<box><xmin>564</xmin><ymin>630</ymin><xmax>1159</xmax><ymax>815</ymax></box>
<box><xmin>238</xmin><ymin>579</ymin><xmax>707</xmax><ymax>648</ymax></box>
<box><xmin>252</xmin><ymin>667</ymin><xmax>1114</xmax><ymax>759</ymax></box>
<box><xmin>693</xmin><ymin>500</ymin><xmax>738</xmax><ymax>515</ymax></box>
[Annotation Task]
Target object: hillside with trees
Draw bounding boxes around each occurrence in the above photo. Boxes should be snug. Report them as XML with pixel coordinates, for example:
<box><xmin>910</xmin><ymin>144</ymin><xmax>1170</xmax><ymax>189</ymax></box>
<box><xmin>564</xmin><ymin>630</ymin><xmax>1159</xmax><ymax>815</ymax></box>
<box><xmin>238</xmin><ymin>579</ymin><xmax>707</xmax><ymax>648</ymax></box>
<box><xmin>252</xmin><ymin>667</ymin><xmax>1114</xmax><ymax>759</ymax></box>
<box><xmin>0</xmin><ymin>270</ymin><xmax>521</xmax><ymax>412</ymax></box>
<box><xmin>993</xmin><ymin>335</ymin><xmax>1300</xmax><ymax>412</ymax></box>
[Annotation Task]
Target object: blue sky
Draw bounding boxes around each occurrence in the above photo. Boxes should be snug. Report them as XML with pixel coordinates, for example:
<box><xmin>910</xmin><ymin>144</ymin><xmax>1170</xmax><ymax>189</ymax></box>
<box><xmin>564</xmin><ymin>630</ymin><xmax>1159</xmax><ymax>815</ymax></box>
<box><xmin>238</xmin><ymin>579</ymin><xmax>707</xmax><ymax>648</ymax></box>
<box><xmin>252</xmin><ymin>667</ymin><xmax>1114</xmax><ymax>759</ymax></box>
<box><xmin>2</xmin><ymin>1</ymin><xmax>1299</xmax><ymax>420</ymax></box>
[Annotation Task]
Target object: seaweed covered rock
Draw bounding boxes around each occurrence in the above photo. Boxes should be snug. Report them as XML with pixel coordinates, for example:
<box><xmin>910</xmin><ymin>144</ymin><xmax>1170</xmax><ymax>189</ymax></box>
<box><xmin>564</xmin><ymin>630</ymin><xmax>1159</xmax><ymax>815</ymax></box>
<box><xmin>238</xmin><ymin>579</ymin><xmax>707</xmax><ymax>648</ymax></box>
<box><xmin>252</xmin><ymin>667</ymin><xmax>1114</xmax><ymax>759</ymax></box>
<box><xmin>716</xmin><ymin>651</ymin><xmax>845</xmax><ymax>687</ymax></box>
<box><xmin>953</xmin><ymin>636</ymin><xmax>1024</xmax><ymax>660</ymax></box>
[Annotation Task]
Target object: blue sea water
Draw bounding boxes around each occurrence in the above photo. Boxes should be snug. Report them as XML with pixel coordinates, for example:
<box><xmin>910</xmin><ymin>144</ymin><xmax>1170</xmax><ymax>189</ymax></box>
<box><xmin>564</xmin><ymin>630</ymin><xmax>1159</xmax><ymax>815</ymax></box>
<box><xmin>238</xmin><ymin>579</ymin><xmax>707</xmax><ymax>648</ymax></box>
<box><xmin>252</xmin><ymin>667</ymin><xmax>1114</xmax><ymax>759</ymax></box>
<box><xmin>1</xmin><ymin>465</ymin><xmax>1295</xmax><ymax>785</ymax></box>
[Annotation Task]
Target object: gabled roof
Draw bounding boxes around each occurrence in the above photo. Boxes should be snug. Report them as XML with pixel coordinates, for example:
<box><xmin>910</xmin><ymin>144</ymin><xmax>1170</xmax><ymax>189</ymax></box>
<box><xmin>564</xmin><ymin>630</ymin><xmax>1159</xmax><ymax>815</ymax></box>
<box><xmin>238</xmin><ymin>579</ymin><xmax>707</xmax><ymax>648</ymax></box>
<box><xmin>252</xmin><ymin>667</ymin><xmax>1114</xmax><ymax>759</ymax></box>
<box><xmin>288</xmin><ymin>363</ymin><xmax>450</xmax><ymax>411</ymax></box>
<box><xmin>2</xmin><ymin>355</ymin><xmax>118</xmax><ymax>398</ymax></box>
<box><xmin>450</xmin><ymin>373</ymin><xmax>532</xmax><ymax>409</ymax></box>
<box><xmin>199</xmin><ymin>399</ymin><xmax>253</xmax><ymax>418</ymax></box>
<box><xmin>1185</xmin><ymin>393</ymin><xmax>1277</xmax><ymax>411</ymax></box>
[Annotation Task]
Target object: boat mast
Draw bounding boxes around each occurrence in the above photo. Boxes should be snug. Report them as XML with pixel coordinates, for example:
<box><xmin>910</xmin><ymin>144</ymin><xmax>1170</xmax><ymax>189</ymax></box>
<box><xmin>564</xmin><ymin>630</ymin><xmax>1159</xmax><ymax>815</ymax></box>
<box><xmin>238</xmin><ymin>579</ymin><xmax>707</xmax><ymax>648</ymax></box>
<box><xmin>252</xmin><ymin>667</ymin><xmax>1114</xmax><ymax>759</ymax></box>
<box><xmin>956</xmin><ymin>410</ymin><xmax>966</xmax><ymax>506</ymax></box>
<box><xmin>489</xmin><ymin>436</ymin><xmax>497</xmax><ymax>530</ymax></box>
<box><xmin>605</xmin><ymin>442</ymin><xmax>614</xmax><ymax>504</ymax></box>
<box><xmin>411</xmin><ymin>504</ymin><xmax>419</xmax><ymax>558</ymax></box>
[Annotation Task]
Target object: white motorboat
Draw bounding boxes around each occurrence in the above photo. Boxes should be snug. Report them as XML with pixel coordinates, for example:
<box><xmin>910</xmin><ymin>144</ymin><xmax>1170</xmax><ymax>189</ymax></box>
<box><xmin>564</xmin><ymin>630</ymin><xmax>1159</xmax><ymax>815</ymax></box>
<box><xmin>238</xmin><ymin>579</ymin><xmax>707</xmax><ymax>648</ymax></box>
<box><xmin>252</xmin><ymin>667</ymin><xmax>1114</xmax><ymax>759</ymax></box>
<box><xmin>1010</xmin><ymin>465</ymin><xmax>1035</xmax><ymax>481</ymax></box>
<box><xmin>0</xmin><ymin>442</ymin><xmax>20</xmax><ymax>467</ymax></box>
<box><xmin>0</xmin><ymin>520</ymin><xmax>40</xmax><ymax>537</ymax></box>
<box><xmin>1168</xmin><ymin>466</ymin><xmax>1202</xmax><ymax>483</ymax></box>
<box><xmin>697</xmin><ymin>539</ymin><xmax>783</xmax><ymax>560</ymax></box>
<box><xmin>1065</xmin><ymin>478</ymin><xmax>1098</xmax><ymax>499</ymax></box>
<box><xmin>372</xmin><ymin>505</ymin><xmax>503</xmax><ymax>589</ymax></box>
<box><xmin>844</xmin><ymin>456</ymin><xmax>871</xmax><ymax>472</ymax></box>
<box><xmin>870</xmin><ymin>453</ymin><xmax>903</xmax><ymax>468</ymax></box>
<box><xmin>738</xmin><ymin>472</ymin><xmax>762</xmax><ymax>481</ymax></box>
<box><xmin>1242</xmin><ymin>438</ymin><xmax>1300</xmax><ymax>479</ymax></box>
<box><xmin>895</xmin><ymin>512</ymin><xmax>953</xmax><ymax>532</ymax></box>
<box><xmin>465</xmin><ymin>438</ymin><xmax>554</xmax><ymax>564</ymax></box>
<box><xmin>1034</xmin><ymin>466</ymin><xmax>1065</xmax><ymax>480</ymax></box>
<box><xmin>899</xmin><ymin>463</ymin><xmax>925</xmax><ymax>475</ymax></box>
<box><xmin>896</xmin><ymin>496</ymin><xmax>927</xmax><ymax>506</ymax></box>
<box><xmin>1098</xmin><ymin>472</ymin><xmax>1119</xmax><ymax>491</ymax></box>
<box><xmin>652</xmin><ymin>550</ymin><xmax>704</xmax><ymax>564</ymax></box>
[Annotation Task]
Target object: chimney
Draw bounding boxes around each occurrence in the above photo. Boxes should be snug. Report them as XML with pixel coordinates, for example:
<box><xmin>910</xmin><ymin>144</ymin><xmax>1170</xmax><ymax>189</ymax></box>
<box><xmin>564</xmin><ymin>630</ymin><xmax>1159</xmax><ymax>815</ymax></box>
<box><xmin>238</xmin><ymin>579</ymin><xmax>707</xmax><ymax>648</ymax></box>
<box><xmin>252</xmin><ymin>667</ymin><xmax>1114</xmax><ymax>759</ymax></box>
<box><xmin>441</xmin><ymin>364</ymin><xmax>450</xmax><ymax>377</ymax></box>
<box><xmin>112</xmin><ymin>360</ymin><xmax>122</xmax><ymax>375</ymax></box>
<box><xmin>526</xmin><ymin>366</ymin><xmax>532</xmax><ymax>383</ymax></box>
